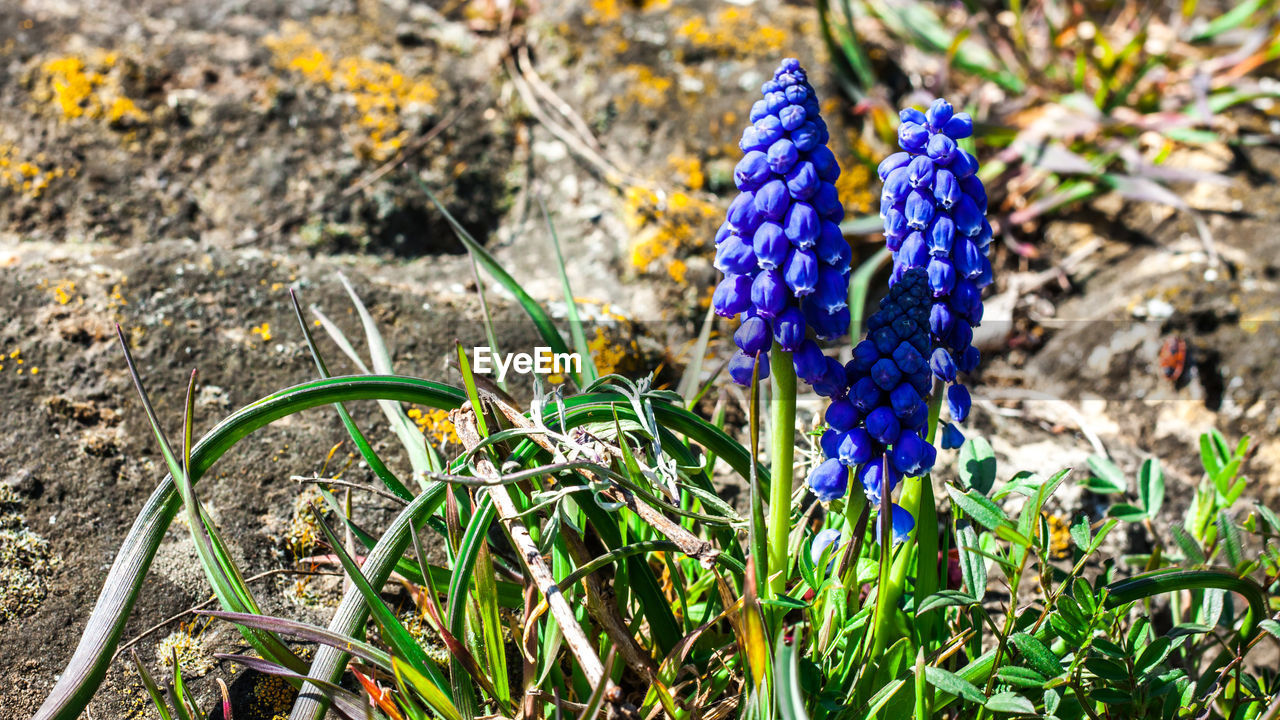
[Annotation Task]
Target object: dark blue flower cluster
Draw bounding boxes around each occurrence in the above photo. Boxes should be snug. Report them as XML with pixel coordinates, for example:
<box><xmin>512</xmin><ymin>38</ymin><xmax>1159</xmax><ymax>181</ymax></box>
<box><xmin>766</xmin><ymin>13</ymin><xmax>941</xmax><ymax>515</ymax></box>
<box><xmin>877</xmin><ymin>99</ymin><xmax>992</xmax><ymax>443</ymax></box>
<box><xmin>805</xmin><ymin>268</ymin><xmax>936</xmax><ymax>542</ymax></box>
<box><xmin>712</xmin><ymin>58</ymin><xmax>852</xmax><ymax>391</ymax></box>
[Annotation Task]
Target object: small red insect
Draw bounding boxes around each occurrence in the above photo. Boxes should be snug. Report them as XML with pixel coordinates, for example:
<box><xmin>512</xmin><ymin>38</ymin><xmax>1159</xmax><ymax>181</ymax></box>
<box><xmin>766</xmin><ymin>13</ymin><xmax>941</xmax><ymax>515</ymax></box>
<box><xmin>1158</xmin><ymin>337</ymin><xmax>1188</xmax><ymax>383</ymax></box>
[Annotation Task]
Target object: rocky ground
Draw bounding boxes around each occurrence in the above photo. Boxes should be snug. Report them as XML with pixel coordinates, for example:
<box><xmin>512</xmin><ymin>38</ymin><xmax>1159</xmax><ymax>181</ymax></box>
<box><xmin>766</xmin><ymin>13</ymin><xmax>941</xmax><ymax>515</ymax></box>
<box><xmin>0</xmin><ymin>0</ymin><xmax>1276</xmax><ymax>717</ymax></box>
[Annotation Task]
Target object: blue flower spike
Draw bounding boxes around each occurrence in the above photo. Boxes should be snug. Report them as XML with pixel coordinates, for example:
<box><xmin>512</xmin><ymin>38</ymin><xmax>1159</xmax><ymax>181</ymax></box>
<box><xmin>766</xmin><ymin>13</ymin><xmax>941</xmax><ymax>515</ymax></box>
<box><xmin>881</xmin><ymin>98</ymin><xmax>990</xmax><ymax>431</ymax></box>
<box><xmin>805</xmin><ymin>268</ymin><xmax>939</xmax><ymax>544</ymax></box>
<box><xmin>713</xmin><ymin>59</ymin><xmax>852</xmax><ymax>392</ymax></box>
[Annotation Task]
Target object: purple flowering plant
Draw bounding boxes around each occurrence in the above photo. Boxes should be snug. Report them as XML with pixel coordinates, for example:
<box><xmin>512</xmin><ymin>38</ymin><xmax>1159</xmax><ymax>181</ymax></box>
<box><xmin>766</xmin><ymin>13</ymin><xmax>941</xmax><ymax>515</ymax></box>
<box><xmin>39</xmin><ymin>52</ymin><xmax>1278</xmax><ymax>720</ymax></box>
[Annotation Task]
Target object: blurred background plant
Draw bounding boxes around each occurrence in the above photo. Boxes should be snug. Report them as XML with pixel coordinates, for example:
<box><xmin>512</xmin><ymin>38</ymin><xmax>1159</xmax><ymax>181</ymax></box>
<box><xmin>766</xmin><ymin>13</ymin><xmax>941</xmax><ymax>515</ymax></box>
<box><xmin>821</xmin><ymin>0</ymin><xmax>1279</xmax><ymax>266</ymax></box>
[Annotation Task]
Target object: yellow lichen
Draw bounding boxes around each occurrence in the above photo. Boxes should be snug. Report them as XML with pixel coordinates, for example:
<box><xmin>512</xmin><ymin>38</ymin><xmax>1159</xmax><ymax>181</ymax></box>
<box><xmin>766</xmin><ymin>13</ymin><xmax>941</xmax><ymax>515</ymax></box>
<box><xmin>674</xmin><ymin>8</ymin><xmax>788</xmax><ymax>59</ymax></box>
<box><xmin>618</xmin><ymin>65</ymin><xmax>673</xmax><ymax>110</ymax></box>
<box><xmin>406</xmin><ymin>406</ymin><xmax>459</xmax><ymax>446</ymax></box>
<box><xmin>625</xmin><ymin>184</ymin><xmax>719</xmax><ymax>283</ymax></box>
<box><xmin>156</xmin><ymin>623</ymin><xmax>216</xmax><ymax>678</ymax></box>
<box><xmin>251</xmin><ymin>323</ymin><xmax>273</xmax><ymax>342</ymax></box>
<box><xmin>587</xmin><ymin>326</ymin><xmax>637</xmax><ymax>377</ymax></box>
<box><xmin>0</xmin><ymin>144</ymin><xmax>67</xmax><ymax>199</ymax></box>
<box><xmin>264</xmin><ymin>26</ymin><xmax>438</xmax><ymax>162</ymax></box>
<box><xmin>32</xmin><ymin>51</ymin><xmax>146</xmax><ymax>126</ymax></box>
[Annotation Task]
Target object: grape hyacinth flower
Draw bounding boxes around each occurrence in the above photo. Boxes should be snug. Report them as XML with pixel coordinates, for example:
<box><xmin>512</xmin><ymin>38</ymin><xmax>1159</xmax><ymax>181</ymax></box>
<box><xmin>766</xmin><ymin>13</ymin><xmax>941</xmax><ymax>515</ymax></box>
<box><xmin>878</xmin><ymin>99</ymin><xmax>991</xmax><ymax>432</ymax></box>
<box><xmin>807</xmin><ymin>268</ymin><xmax>937</xmax><ymax>544</ymax></box>
<box><xmin>712</xmin><ymin>58</ymin><xmax>852</xmax><ymax>393</ymax></box>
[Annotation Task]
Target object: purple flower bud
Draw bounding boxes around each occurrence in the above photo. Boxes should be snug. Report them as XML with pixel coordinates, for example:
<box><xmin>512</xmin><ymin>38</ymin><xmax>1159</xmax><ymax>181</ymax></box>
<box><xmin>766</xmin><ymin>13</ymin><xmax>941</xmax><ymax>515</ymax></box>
<box><xmin>954</xmin><ymin>237</ymin><xmax>984</xmax><ymax>279</ymax></box>
<box><xmin>892</xmin><ymin>341</ymin><xmax>925</xmax><ymax>375</ymax></box>
<box><xmin>820</xmin><ymin>427</ymin><xmax>841</xmax><ymax>458</ymax></box>
<box><xmin>927</xmin><ymin>257</ymin><xmax>956</xmax><ymax>297</ymax></box>
<box><xmin>928</xmin><ymin>217</ymin><xmax>955</xmax><ymax>256</ymax></box>
<box><xmin>811</xmin><ymin>527</ymin><xmax>843</xmax><ymax>567</ymax></box>
<box><xmin>811</xmin><ymin>145</ymin><xmax>839</xmax><ymax>182</ymax></box>
<box><xmin>898</xmin><ymin>231</ymin><xmax>929</xmax><ymax>269</ymax></box>
<box><xmin>926</xmin><ymin>99</ymin><xmax>953</xmax><ymax>131</ymax></box>
<box><xmin>791</xmin><ymin>121</ymin><xmax>820</xmax><ymax>152</ymax></box>
<box><xmin>890</xmin><ymin>431</ymin><xmax>929</xmax><ymax>475</ymax></box>
<box><xmin>773</xmin><ymin>306</ymin><xmax>806</xmax><ymax>351</ymax></box>
<box><xmin>810</xmin><ymin>305</ymin><xmax>850</xmax><ymax>341</ymax></box>
<box><xmin>825</xmin><ymin>399</ymin><xmax>858</xmax><ymax>432</ymax></box>
<box><xmin>727</xmin><ymin>191</ymin><xmax>761</xmax><ymax>234</ymax></box>
<box><xmin>714</xmin><ymin>234</ymin><xmax>756</xmax><ymax>274</ymax></box>
<box><xmin>901</xmin><ymin>399</ymin><xmax>929</xmax><ymax>428</ymax></box>
<box><xmin>785</xmin><ymin>84</ymin><xmax>808</xmax><ymax>105</ymax></box>
<box><xmin>889</xmin><ymin>382</ymin><xmax>922</xmax><ymax>420</ymax></box>
<box><xmin>752</xmin><ymin>221</ymin><xmax>788</xmax><ymax>270</ymax></box>
<box><xmin>974</xmin><ymin>255</ymin><xmax>993</xmax><ymax>288</ymax></box>
<box><xmin>740</xmin><ymin>125</ymin><xmax>766</xmax><ymax>153</ymax></box>
<box><xmin>976</xmin><ymin>219</ymin><xmax>993</xmax><ymax>250</ymax></box>
<box><xmin>784</xmin><ymin>248</ymin><xmax>819</xmax><ymax>297</ymax></box>
<box><xmin>949</xmin><ymin>322</ymin><xmax>973</xmax><ymax>352</ymax></box>
<box><xmin>878</xmin><ymin>151</ymin><xmax>912</xmax><ymax>181</ymax></box>
<box><xmin>712</xmin><ymin>274</ymin><xmax>753</xmax><ymax>317</ymax></box>
<box><xmin>883</xmin><ymin>209</ymin><xmax>908</xmax><ymax>247</ymax></box>
<box><xmin>947</xmin><ymin>384</ymin><xmax>971</xmax><ymax>423</ymax></box>
<box><xmin>812</xmin><ymin>356</ymin><xmax>850</xmax><ymax>397</ymax></box>
<box><xmin>735</xmin><ymin>315</ymin><xmax>772</xmax><ymax>355</ymax></box>
<box><xmin>751</xmin><ymin>269</ymin><xmax>787</xmax><ymax>318</ymax></box>
<box><xmin>926</xmin><ymin>134</ymin><xmax>956</xmax><ymax>165</ymax></box>
<box><xmin>953</xmin><ymin>194</ymin><xmax>983</xmax><ymax>237</ymax></box>
<box><xmin>950</xmin><ymin>149</ymin><xmax>978</xmax><ymax>178</ymax></box>
<box><xmin>793</xmin><ymin>339</ymin><xmax>827</xmax><ymax>381</ymax></box>
<box><xmin>942</xmin><ymin>113</ymin><xmax>973</xmax><ymax>140</ymax></box>
<box><xmin>849</xmin><ymin>339</ymin><xmax>878</xmax><ymax>374</ymax></box>
<box><xmin>785</xmin><ymin>161</ymin><xmax>819</xmax><ymax>200</ymax></box>
<box><xmin>930</xmin><ymin>348</ymin><xmax>957</xmax><ymax>382</ymax></box>
<box><xmin>728</xmin><ymin>350</ymin><xmax>768</xmax><ymax>385</ymax></box>
<box><xmin>878</xmin><ymin>503</ymin><xmax>916</xmax><ymax>545</ymax></box>
<box><xmin>815</xmin><ymin>221</ymin><xmax>852</xmax><ymax>267</ymax></box>
<box><xmin>749</xmin><ymin>99</ymin><xmax>769</xmax><ymax>123</ymax></box>
<box><xmin>933</xmin><ymin>168</ymin><xmax>960</xmax><ymax>209</ymax></box>
<box><xmin>850</xmin><ymin>377</ymin><xmax>880</xmax><ymax>411</ymax></box>
<box><xmin>960</xmin><ymin>174</ymin><xmax>987</xmax><ymax>214</ymax></box>
<box><xmin>899</xmin><ymin>107</ymin><xmax>927</xmax><ymax>125</ymax></box>
<box><xmin>784</xmin><ymin>202</ymin><xmax>820</xmax><ymax>249</ymax></box>
<box><xmin>958</xmin><ymin>345</ymin><xmax>980</xmax><ymax>373</ymax></box>
<box><xmin>767</xmin><ymin>138</ymin><xmax>799</xmax><ymax>174</ymax></box>
<box><xmin>755</xmin><ymin>115</ymin><xmax>784</xmax><ymax>146</ymax></box>
<box><xmin>930</xmin><ymin>303</ymin><xmax>954</xmax><ymax>338</ymax></box>
<box><xmin>907</xmin><ymin>155</ymin><xmax>935</xmax><ymax>189</ymax></box>
<box><xmin>754</xmin><ymin>179</ymin><xmax>790</xmax><ymax>221</ymax></box>
<box><xmin>898</xmin><ymin>122</ymin><xmax>929</xmax><ymax>153</ymax></box>
<box><xmin>811</xmin><ymin>182</ymin><xmax>842</xmax><ymax>220</ymax></box>
<box><xmin>715</xmin><ymin>222</ymin><xmax>732</xmax><ymax>245</ymax></box>
<box><xmin>905</xmin><ymin>190</ymin><xmax>935</xmax><ymax>229</ymax></box>
<box><xmin>870</xmin><ymin>357</ymin><xmax>902</xmax><ymax>390</ymax></box>
<box><xmin>734</xmin><ymin>151</ymin><xmax>771</xmax><ymax>191</ymax></box>
<box><xmin>941</xmin><ymin>422</ymin><xmax>965</xmax><ymax>449</ymax></box>
<box><xmin>807</xmin><ymin>458</ymin><xmax>848</xmax><ymax>502</ymax></box>
<box><xmin>838</xmin><ymin>428</ymin><xmax>874</xmax><ymax>466</ymax></box>
<box><xmin>809</xmin><ymin>265</ymin><xmax>847</xmax><ymax>313</ymax></box>
<box><xmin>865</xmin><ymin>406</ymin><xmax>901</xmax><ymax>444</ymax></box>
<box><xmin>779</xmin><ymin>104</ymin><xmax>806</xmax><ymax>131</ymax></box>
<box><xmin>761</xmin><ymin>79</ymin><xmax>780</xmax><ymax>94</ymax></box>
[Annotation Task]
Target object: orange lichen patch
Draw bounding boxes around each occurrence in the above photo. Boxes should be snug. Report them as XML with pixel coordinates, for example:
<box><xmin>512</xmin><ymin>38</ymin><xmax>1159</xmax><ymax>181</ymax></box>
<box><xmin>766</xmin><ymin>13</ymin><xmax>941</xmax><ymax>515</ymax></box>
<box><xmin>668</xmin><ymin>155</ymin><xmax>705</xmax><ymax>191</ymax></box>
<box><xmin>407</xmin><ymin>407</ymin><xmax>459</xmax><ymax>446</ymax></box>
<box><xmin>0</xmin><ymin>145</ymin><xmax>67</xmax><ymax>199</ymax></box>
<box><xmin>674</xmin><ymin>7</ymin><xmax>788</xmax><ymax>59</ymax></box>
<box><xmin>264</xmin><ymin>26</ymin><xmax>438</xmax><ymax>162</ymax></box>
<box><xmin>833</xmin><ymin>135</ymin><xmax>877</xmax><ymax>215</ymax></box>
<box><xmin>31</xmin><ymin>52</ymin><xmax>146</xmax><ymax>126</ymax></box>
<box><xmin>626</xmin><ymin>185</ymin><xmax>719</xmax><ymax>284</ymax></box>
<box><xmin>584</xmin><ymin>0</ymin><xmax>671</xmax><ymax>25</ymax></box>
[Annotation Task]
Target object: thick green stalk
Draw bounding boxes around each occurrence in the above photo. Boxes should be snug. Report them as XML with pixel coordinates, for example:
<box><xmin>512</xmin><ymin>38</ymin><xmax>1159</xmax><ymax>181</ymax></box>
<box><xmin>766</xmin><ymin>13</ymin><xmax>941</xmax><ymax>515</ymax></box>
<box><xmin>767</xmin><ymin>343</ymin><xmax>797</xmax><ymax>603</ymax></box>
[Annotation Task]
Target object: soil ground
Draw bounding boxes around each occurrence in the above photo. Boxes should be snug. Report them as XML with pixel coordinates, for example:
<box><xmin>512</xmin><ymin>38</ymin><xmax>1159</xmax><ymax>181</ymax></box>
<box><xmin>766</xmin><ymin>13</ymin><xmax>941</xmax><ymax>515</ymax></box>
<box><xmin>0</xmin><ymin>0</ymin><xmax>1276</xmax><ymax>717</ymax></box>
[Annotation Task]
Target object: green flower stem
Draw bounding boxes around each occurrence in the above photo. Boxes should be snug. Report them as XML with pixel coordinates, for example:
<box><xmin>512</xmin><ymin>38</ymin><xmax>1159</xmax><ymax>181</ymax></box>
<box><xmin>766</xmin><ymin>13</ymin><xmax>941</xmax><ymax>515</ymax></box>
<box><xmin>767</xmin><ymin>343</ymin><xmax>797</xmax><ymax>604</ymax></box>
<box><xmin>871</xmin><ymin>392</ymin><xmax>945</xmax><ymax>659</ymax></box>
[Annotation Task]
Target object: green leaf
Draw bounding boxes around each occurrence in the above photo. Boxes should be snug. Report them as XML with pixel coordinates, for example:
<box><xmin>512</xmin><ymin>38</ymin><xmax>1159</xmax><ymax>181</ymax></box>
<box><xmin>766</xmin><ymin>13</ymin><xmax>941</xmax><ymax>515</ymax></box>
<box><xmin>956</xmin><ymin>525</ymin><xmax>987</xmax><ymax>600</ymax></box>
<box><xmin>925</xmin><ymin>666</ymin><xmax>986</xmax><ymax>706</ymax></box>
<box><xmin>1191</xmin><ymin>0</ymin><xmax>1270</xmax><ymax>41</ymax></box>
<box><xmin>994</xmin><ymin>666</ymin><xmax>1047</xmax><ymax>689</ymax></box>
<box><xmin>1259</xmin><ymin>620</ymin><xmax>1280</xmax><ymax>641</ymax></box>
<box><xmin>1218</xmin><ymin>511</ymin><xmax>1245</xmax><ymax>567</ymax></box>
<box><xmin>1135</xmin><ymin>636</ymin><xmax>1173</xmax><ymax>676</ymax></box>
<box><xmin>958</xmin><ymin>437</ymin><xmax>997</xmax><ymax>495</ymax></box>
<box><xmin>1254</xmin><ymin>503</ymin><xmax>1280</xmax><ymax>534</ymax></box>
<box><xmin>130</xmin><ymin>651</ymin><xmax>172</xmax><ymax>720</ymax></box>
<box><xmin>916</xmin><ymin>590</ymin><xmax>978</xmax><ymax>616</ymax></box>
<box><xmin>1138</xmin><ymin>458</ymin><xmax>1165</xmax><ymax>518</ymax></box>
<box><xmin>1109</xmin><ymin>503</ymin><xmax>1148</xmax><ymax>522</ymax></box>
<box><xmin>1084</xmin><ymin>657</ymin><xmax>1129</xmax><ymax>683</ymax></box>
<box><xmin>948</xmin><ymin>485</ymin><xmax>1007</xmax><ymax>531</ymax></box>
<box><xmin>1200</xmin><ymin>433</ymin><xmax>1224</xmax><ymax>477</ymax></box>
<box><xmin>984</xmin><ymin>692</ymin><xmax>1035</xmax><ymax>714</ymax></box>
<box><xmin>1010</xmin><ymin>632</ymin><xmax>1063</xmax><ymax>679</ymax></box>
<box><xmin>1083</xmin><ymin>455</ymin><xmax>1126</xmax><ymax>494</ymax></box>
<box><xmin>1070</xmin><ymin>515</ymin><xmax>1091</xmax><ymax>551</ymax></box>
<box><xmin>540</xmin><ymin>198</ymin><xmax>596</xmax><ymax>385</ymax></box>
<box><xmin>1169</xmin><ymin>525</ymin><xmax>1207</xmax><ymax>566</ymax></box>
